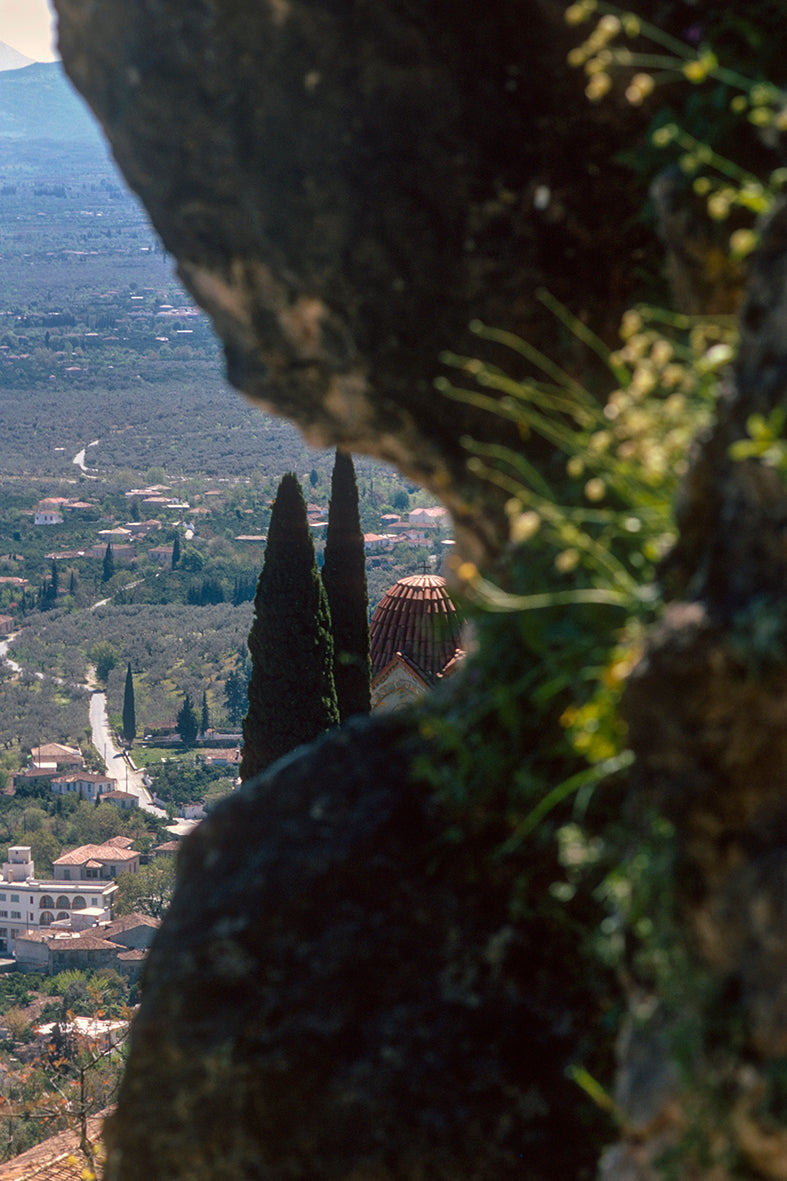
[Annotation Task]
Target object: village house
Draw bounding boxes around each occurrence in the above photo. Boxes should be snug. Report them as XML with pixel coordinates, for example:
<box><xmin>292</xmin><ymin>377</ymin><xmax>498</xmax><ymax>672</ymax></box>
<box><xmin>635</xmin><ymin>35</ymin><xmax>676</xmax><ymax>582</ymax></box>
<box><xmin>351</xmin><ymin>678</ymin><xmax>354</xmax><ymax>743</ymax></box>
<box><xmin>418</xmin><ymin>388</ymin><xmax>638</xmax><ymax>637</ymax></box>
<box><xmin>86</xmin><ymin>543</ymin><xmax>137</xmax><ymax>564</ymax></box>
<box><xmin>363</xmin><ymin>533</ymin><xmax>393</xmax><ymax>554</ymax></box>
<box><xmin>0</xmin><ymin>1110</ymin><xmax>106</xmax><ymax>1179</ymax></box>
<box><xmin>11</xmin><ymin>766</ymin><xmax>60</xmax><ymax>792</ymax></box>
<box><xmin>52</xmin><ymin>836</ymin><xmax>140</xmax><ymax>881</ymax></box>
<box><xmin>15</xmin><ymin>912</ymin><xmax>159</xmax><ymax>978</ymax></box>
<box><xmin>124</xmin><ymin>518</ymin><xmax>161</xmax><ymax>536</ymax></box>
<box><xmin>33</xmin><ymin>503</ymin><xmax>64</xmax><ymax>525</ymax></box>
<box><xmin>98</xmin><ymin>789</ymin><xmax>139</xmax><ymax>809</ymax></box>
<box><xmin>195</xmin><ymin>748</ymin><xmax>241</xmax><ymax>769</ymax></box>
<box><xmin>408</xmin><ymin>505</ymin><xmax>449</xmax><ymax>527</ymax></box>
<box><xmin>31</xmin><ymin>743</ymin><xmax>84</xmax><ymax>771</ymax></box>
<box><xmin>126</xmin><ymin>484</ymin><xmax>172</xmax><ymax>499</ymax></box>
<box><xmin>34</xmin><ymin>498</ymin><xmax>68</xmax><ymax>526</ymax></box>
<box><xmin>147</xmin><ymin>544</ymin><xmax>174</xmax><ymax>565</ymax></box>
<box><xmin>50</xmin><ymin>771</ymin><xmax>117</xmax><ymax>803</ymax></box>
<box><xmin>60</xmin><ymin>499</ymin><xmax>95</xmax><ymax>514</ymax></box>
<box><xmin>178</xmin><ymin>803</ymin><xmax>207</xmax><ymax>821</ymax></box>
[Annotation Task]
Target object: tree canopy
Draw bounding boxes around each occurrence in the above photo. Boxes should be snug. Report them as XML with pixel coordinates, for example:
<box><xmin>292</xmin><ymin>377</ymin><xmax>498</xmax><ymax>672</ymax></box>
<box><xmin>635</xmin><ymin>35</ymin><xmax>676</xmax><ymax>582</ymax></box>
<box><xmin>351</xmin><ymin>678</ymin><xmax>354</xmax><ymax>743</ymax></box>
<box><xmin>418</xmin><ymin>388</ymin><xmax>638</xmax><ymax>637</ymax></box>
<box><xmin>321</xmin><ymin>450</ymin><xmax>371</xmax><ymax>722</ymax></box>
<box><xmin>240</xmin><ymin>473</ymin><xmax>339</xmax><ymax>780</ymax></box>
<box><xmin>122</xmin><ymin>662</ymin><xmax>136</xmax><ymax>743</ymax></box>
<box><xmin>176</xmin><ymin>692</ymin><xmax>199</xmax><ymax>746</ymax></box>
<box><xmin>101</xmin><ymin>541</ymin><xmax>114</xmax><ymax>583</ymax></box>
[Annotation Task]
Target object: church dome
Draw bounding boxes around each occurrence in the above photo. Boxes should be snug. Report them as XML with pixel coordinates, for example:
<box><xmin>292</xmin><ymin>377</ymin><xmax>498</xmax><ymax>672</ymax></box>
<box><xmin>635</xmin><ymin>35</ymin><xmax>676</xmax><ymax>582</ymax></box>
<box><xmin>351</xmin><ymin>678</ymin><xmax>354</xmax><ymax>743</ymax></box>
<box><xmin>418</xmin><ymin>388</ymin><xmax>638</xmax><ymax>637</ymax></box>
<box><xmin>369</xmin><ymin>574</ymin><xmax>463</xmax><ymax>683</ymax></box>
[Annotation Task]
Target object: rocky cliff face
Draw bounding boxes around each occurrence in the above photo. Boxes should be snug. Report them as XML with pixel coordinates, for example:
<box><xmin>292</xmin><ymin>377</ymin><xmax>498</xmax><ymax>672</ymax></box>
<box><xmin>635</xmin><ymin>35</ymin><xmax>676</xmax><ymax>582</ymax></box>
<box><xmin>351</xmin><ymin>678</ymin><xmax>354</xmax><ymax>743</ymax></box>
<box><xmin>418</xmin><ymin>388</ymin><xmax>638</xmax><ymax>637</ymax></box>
<box><xmin>103</xmin><ymin>716</ymin><xmax>607</xmax><ymax>1179</ymax></box>
<box><xmin>53</xmin><ymin>0</ymin><xmax>646</xmax><ymax>566</ymax></box>
<box><xmin>50</xmin><ymin>0</ymin><xmax>787</xmax><ymax>1178</ymax></box>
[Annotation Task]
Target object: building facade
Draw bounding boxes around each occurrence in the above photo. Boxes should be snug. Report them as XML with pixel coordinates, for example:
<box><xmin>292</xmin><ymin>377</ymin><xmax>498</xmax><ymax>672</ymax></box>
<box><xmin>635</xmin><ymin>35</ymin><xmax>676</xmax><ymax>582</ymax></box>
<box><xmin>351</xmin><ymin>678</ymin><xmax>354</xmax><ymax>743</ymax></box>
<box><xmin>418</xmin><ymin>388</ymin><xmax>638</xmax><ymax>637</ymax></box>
<box><xmin>0</xmin><ymin>841</ymin><xmax>140</xmax><ymax>953</ymax></box>
<box><xmin>50</xmin><ymin>772</ymin><xmax>117</xmax><ymax>802</ymax></box>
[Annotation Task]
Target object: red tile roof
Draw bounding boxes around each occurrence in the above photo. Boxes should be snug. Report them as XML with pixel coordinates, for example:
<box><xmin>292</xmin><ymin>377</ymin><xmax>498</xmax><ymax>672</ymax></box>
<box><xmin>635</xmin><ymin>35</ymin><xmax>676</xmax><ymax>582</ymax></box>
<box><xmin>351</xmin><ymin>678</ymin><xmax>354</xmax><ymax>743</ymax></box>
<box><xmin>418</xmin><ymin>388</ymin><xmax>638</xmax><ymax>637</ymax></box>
<box><xmin>0</xmin><ymin>1112</ymin><xmax>106</xmax><ymax>1180</ymax></box>
<box><xmin>369</xmin><ymin>574</ymin><xmax>463</xmax><ymax>681</ymax></box>
<box><xmin>53</xmin><ymin>843</ymin><xmax>138</xmax><ymax>867</ymax></box>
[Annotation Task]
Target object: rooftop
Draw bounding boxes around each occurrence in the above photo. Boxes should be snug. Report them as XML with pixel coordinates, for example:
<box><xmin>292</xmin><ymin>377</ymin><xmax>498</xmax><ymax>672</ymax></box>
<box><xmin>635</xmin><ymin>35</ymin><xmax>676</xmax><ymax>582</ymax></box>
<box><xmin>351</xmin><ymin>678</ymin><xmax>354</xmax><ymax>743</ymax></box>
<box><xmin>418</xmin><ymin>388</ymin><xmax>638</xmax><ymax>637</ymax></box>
<box><xmin>0</xmin><ymin>1112</ymin><xmax>106</xmax><ymax>1181</ymax></box>
<box><xmin>369</xmin><ymin>574</ymin><xmax>464</xmax><ymax>682</ymax></box>
<box><xmin>53</xmin><ymin>843</ymin><xmax>139</xmax><ymax>867</ymax></box>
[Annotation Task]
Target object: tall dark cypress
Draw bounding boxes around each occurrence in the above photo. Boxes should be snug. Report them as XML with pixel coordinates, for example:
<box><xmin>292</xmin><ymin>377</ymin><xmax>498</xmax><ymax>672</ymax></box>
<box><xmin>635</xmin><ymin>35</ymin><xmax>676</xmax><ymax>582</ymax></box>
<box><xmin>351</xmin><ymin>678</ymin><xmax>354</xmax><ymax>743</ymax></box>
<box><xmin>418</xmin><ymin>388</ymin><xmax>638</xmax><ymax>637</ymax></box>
<box><xmin>240</xmin><ymin>473</ymin><xmax>339</xmax><ymax>781</ymax></box>
<box><xmin>102</xmin><ymin>542</ymin><xmax>114</xmax><ymax>583</ymax></box>
<box><xmin>322</xmin><ymin>450</ymin><xmax>371</xmax><ymax>721</ymax></box>
<box><xmin>122</xmin><ymin>663</ymin><xmax>136</xmax><ymax>744</ymax></box>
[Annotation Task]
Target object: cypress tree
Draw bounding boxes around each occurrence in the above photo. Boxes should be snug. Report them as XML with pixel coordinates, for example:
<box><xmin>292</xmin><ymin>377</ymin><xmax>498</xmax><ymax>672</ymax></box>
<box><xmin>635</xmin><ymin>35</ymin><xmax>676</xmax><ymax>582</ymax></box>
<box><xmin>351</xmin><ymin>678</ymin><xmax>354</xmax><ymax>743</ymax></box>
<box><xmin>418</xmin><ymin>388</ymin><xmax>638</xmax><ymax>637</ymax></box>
<box><xmin>321</xmin><ymin>450</ymin><xmax>371</xmax><ymax>721</ymax></box>
<box><xmin>224</xmin><ymin>668</ymin><xmax>246</xmax><ymax>727</ymax></box>
<box><xmin>177</xmin><ymin>692</ymin><xmax>199</xmax><ymax>746</ymax></box>
<box><xmin>201</xmin><ymin>690</ymin><xmax>209</xmax><ymax>736</ymax></box>
<box><xmin>122</xmin><ymin>663</ymin><xmax>136</xmax><ymax>744</ymax></box>
<box><xmin>102</xmin><ymin>542</ymin><xmax>114</xmax><ymax>583</ymax></box>
<box><xmin>172</xmin><ymin>533</ymin><xmax>181</xmax><ymax>569</ymax></box>
<box><xmin>240</xmin><ymin>473</ymin><xmax>339</xmax><ymax>781</ymax></box>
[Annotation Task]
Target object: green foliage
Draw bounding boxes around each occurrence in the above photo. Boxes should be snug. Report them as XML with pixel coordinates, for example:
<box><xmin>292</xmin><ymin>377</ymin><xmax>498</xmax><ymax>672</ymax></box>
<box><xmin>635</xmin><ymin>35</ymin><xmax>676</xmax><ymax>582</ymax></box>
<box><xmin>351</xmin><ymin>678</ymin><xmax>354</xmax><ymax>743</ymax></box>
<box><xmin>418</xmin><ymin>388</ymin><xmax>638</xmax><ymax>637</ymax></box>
<box><xmin>11</xmin><ymin>602</ymin><xmax>253</xmax><ymax>733</ymax></box>
<box><xmin>414</xmin><ymin>13</ymin><xmax>787</xmax><ymax>1157</ymax></box>
<box><xmin>122</xmin><ymin>663</ymin><xmax>136</xmax><ymax>744</ymax></box>
<box><xmin>438</xmin><ymin>294</ymin><xmax>721</xmax><ymax>623</ymax></box>
<box><xmin>729</xmin><ymin>405</ymin><xmax>787</xmax><ymax>473</ymax></box>
<box><xmin>419</xmin><ymin>296</ymin><xmax>727</xmax><ymax>1037</ymax></box>
<box><xmin>176</xmin><ymin>692</ymin><xmax>199</xmax><ymax>746</ymax></box>
<box><xmin>565</xmin><ymin>0</ymin><xmax>787</xmax><ymax>263</ymax></box>
<box><xmin>420</xmin><ymin>262</ymin><xmax>742</xmax><ymax>1133</ymax></box>
<box><xmin>90</xmin><ymin>640</ymin><xmax>117</xmax><ymax>684</ymax></box>
<box><xmin>0</xmin><ymin>673</ymin><xmax>91</xmax><ymax>751</ymax></box>
<box><xmin>241</xmin><ymin>474</ymin><xmax>339</xmax><ymax>780</ymax></box>
<box><xmin>0</xmin><ymin>795</ymin><xmax>166</xmax><ymax>868</ymax></box>
<box><xmin>101</xmin><ymin>542</ymin><xmax>114</xmax><ymax>584</ymax></box>
<box><xmin>114</xmin><ymin>855</ymin><xmax>176</xmax><ymax>919</ymax></box>
<box><xmin>0</xmin><ymin>974</ymin><xmax>44</xmax><ymax>1015</ymax></box>
<box><xmin>149</xmin><ymin>759</ymin><xmax>231</xmax><ymax>807</ymax></box>
<box><xmin>322</xmin><ymin>451</ymin><xmax>371</xmax><ymax>722</ymax></box>
<box><xmin>224</xmin><ymin>665</ymin><xmax>248</xmax><ymax>728</ymax></box>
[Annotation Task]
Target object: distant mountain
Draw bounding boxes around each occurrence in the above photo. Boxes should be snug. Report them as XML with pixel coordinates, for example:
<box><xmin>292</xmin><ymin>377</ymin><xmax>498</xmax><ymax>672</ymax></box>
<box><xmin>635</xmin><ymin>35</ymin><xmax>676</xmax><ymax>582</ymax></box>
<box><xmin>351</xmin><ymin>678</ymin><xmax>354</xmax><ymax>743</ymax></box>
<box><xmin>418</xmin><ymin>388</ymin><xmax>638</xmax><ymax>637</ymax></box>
<box><xmin>0</xmin><ymin>60</ymin><xmax>105</xmax><ymax>145</ymax></box>
<box><xmin>0</xmin><ymin>41</ymin><xmax>34</xmax><ymax>72</ymax></box>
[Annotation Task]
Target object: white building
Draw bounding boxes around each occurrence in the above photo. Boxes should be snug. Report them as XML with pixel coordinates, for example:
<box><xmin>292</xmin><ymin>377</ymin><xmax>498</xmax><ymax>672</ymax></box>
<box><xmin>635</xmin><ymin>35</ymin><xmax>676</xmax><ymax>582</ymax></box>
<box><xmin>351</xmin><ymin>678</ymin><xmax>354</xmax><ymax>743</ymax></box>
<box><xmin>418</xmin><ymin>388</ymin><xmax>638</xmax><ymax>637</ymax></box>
<box><xmin>50</xmin><ymin>771</ymin><xmax>117</xmax><ymax>802</ymax></box>
<box><xmin>0</xmin><ymin>846</ymin><xmax>118</xmax><ymax>953</ymax></box>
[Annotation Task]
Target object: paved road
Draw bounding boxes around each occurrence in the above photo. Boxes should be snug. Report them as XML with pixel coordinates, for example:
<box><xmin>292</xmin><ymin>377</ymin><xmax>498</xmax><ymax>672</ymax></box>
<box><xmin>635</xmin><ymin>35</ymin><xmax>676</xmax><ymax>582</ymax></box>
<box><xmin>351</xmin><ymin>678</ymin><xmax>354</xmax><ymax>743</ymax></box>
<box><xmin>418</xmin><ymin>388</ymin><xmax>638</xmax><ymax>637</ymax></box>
<box><xmin>0</xmin><ymin>637</ymin><xmax>20</xmax><ymax>673</ymax></box>
<box><xmin>72</xmin><ymin>439</ymin><xmax>100</xmax><ymax>478</ymax></box>
<box><xmin>88</xmin><ymin>690</ymin><xmax>163</xmax><ymax>815</ymax></box>
<box><xmin>1</xmin><ymin>633</ymin><xmax>164</xmax><ymax>817</ymax></box>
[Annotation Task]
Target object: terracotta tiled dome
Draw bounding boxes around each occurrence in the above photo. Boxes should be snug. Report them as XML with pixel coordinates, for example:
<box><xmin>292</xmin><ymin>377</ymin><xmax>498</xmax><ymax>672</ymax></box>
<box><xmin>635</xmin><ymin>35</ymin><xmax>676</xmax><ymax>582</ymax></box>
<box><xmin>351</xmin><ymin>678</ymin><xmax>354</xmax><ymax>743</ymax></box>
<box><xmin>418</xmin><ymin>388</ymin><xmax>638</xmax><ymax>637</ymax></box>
<box><xmin>369</xmin><ymin>574</ymin><xmax>463</xmax><ymax>682</ymax></box>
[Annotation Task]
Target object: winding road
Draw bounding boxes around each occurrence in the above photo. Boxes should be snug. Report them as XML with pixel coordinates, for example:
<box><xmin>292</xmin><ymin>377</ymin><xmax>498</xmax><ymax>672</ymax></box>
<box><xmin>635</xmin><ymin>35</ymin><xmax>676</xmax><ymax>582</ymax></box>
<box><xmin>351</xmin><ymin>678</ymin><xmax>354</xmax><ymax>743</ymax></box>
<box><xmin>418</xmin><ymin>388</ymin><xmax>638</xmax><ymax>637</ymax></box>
<box><xmin>72</xmin><ymin>438</ymin><xmax>100</xmax><ymax>478</ymax></box>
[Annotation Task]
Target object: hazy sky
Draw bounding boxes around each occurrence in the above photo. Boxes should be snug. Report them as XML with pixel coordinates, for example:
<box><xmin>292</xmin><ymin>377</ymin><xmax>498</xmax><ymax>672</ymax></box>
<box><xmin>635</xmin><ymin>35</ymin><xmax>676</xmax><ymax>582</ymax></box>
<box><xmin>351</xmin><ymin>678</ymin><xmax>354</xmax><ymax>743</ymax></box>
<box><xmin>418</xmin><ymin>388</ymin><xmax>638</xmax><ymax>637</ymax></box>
<box><xmin>0</xmin><ymin>0</ymin><xmax>57</xmax><ymax>62</ymax></box>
